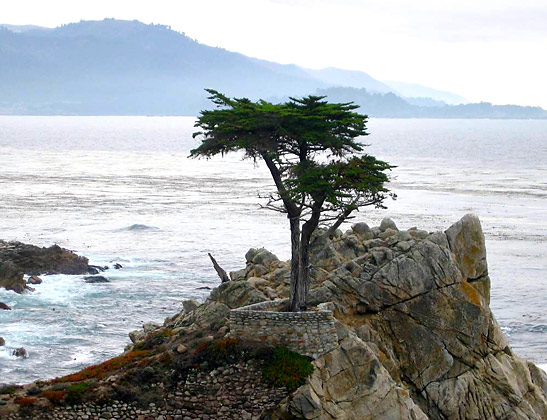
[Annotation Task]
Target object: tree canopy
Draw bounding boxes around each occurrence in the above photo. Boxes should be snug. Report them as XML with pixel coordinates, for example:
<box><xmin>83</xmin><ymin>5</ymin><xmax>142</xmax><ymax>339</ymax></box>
<box><xmin>191</xmin><ymin>89</ymin><xmax>394</xmax><ymax>311</ymax></box>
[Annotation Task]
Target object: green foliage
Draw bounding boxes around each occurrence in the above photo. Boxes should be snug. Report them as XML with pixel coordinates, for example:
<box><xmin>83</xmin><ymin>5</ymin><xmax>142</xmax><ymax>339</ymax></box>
<box><xmin>0</xmin><ymin>385</ymin><xmax>19</xmax><ymax>395</ymax></box>
<box><xmin>263</xmin><ymin>347</ymin><xmax>314</xmax><ymax>391</ymax></box>
<box><xmin>192</xmin><ymin>90</ymin><xmax>394</xmax><ymax>310</ymax></box>
<box><xmin>65</xmin><ymin>383</ymin><xmax>91</xmax><ymax>405</ymax></box>
<box><xmin>191</xmin><ymin>89</ymin><xmax>393</xmax><ymax>219</ymax></box>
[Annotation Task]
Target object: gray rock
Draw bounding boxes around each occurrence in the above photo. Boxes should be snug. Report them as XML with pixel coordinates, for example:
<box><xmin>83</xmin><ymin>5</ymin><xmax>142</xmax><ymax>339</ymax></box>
<box><xmin>351</xmin><ymin>222</ymin><xmax>371</xmax><ymax>235</ymax></box>
<box><xmin>379</xmin><ymin>217</ymin><xmax>398</xmax><ymax>232</ymax></box>
<box><xmin>143</xmin><ymin>322</ymin><xmax>161</xmax><ymax>333</ymax></box>
<box><xmin>0</xmin><ymin>261</ymin><xmax>25</xmax><ymax>293</ymax></box>
<box><xmin>209</xmin><ymin>280</ymin><xmax>268</xmax><ymax>309</ymax></box>
<box><xmin>13</xmin><ymin>347</ymin><xmax>28</xmax><ymax>358</ymax></box>
<box><xmin>251</xmin><ymin>248</ymin><xmax>279</xmax><ymax>268</ymax></box>
<box><xmin>27</xmin><ymin>275</ymin><xmax>42</xmax><ymax>285</ymax></box>
<box><xmin>84</xmin><ymin>275</ymin><xmax>109</xmax><ymax>283</ymax></box>
<box><xmin>0</xmin><ymin>302</ymin><xmax>11</xmax><ymax>310</ymax></box>
<box><xmin>182</xmin><ymin>299</ymin><xmax>200</xmax><ymax>313</ymax></box>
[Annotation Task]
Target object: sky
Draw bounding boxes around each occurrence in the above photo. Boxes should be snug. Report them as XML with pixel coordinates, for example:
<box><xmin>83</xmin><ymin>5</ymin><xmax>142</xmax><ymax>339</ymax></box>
<box><xmin>3</xmin><ymin>0</ymin><xmax>547</xmax><ymax>108</ymax></box>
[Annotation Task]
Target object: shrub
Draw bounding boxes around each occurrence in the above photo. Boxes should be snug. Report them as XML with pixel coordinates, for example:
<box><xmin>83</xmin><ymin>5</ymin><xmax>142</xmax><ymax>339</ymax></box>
<box><xmin>0</xmin><ymin>385</ymin><xmax>19</xmax><ymax>395</ymax></box>
<box><xmin>39</xmin><ymin>390</ymin><xmax>66</xmax><ymax>404</ymax></box>
<box><xmin>53</xmin><ymin>350</ymin><xmax>150</xmax><ymax>383</ymax></box>
<box><xmin>263</xmin><ymin>347</ymin><xmax>314</xmax><ymax>391</ymax></box>
<box><xmin>14</xmin><ymin>397</ymin><xmax>36</xmax><ymax>407</ymax></box>
<box><xmin>65</xmin><ymin>383</ymin><xmax>91</xmax><ymax>405</ymax></box>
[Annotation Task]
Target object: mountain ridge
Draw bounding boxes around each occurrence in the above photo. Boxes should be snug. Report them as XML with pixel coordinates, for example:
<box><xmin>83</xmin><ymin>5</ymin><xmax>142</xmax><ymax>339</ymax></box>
<box><xmin>0</xmin><ymin>19</ymin><xmax>545</xmax><ymax>118</ymax></box>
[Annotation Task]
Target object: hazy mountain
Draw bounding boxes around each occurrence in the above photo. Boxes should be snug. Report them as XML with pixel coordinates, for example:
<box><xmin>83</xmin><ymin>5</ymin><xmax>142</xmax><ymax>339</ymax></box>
<box><xmin>0</xmin><ymin>19</ymin><xmax>329</xmax><ymax>115</ymax></box>
<box><xmin>317</xmin><ymin>87</ymin><xmax>547</xmax><ymax>119</ymax></box>
<box><xmin>0</xmin><ymin>24</ymin><xmax>52</xmax><ymax>33</ymax></box>
<box><xmin>304</xmin><ymin>67</ymin><xmax>394</xmax><ymax>94</ymax></box>
<box><xmin>384</xmin><ymin>81</ymin><xmax>468</xmax><ymax>105</ymax></box>
<box><xmin>0</xmin><ymin>19</ymin><xmax>543</xmax><ymax>118</ymax></box>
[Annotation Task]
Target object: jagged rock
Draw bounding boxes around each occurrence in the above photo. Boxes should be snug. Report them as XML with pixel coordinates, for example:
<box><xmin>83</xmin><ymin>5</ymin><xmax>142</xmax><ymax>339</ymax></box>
<box><xmin>182</xmin><ymin>299</ymin><xmax>200</xmax><ymax>313</ymax></box>
<box><xmin>379</xmin><ymin>217</ymin><xmax>398</xmax><ymax>232</ymax></box>
<box><xmin>113</xmin><ymin>263</ymin><xmax>123</xmax><ymax>269</ymax></box>
<box><xmin>128</xmin><ymin>330</ymin><xmax>146</xmax><ymax>344</ymax></box>
<box><xmin>273</xmin><ymin>335</ymin><xmax>428</xmax><ymax>420</ymax></box>
<box><xmin>229</xmin><ymin>268</ymin><xmax>247</xmax><ymax>281</ymax></box>
<box><xmin>0</xmin><ymin>302</ymin><xmax>11</xmax><ymax>310</ymax></box>
<box><xmin>209</xmin><ymin>280</ymin><xmax>268</xmax><ymax>309</ymax></box>
<box><xmin>0</xmin><ymin>260</ymin><xmax>25</xmax><ymax>293</ymax></box>
<box><xmin>12</xmin><ymin>347</ymin><xmax>28</xmax><ymax>358</ymax></box>
<box><xmin>84</xmin><ymin>275</ymin><xmax>109</xmax><ymax>283</ymax></box>
<box><xmin>250</xmin><ymin>248</ymin><xmax>279</xmax><ymax>268</ymax></box>
<box><xmin>0</xmin><ymin>240</ymin><xmax>89</xmax><ymax>276</ymax></box>
<box><xmin>174</xmin><ymin>300</ymin><xmax>231</xmax><ymax>330</ymax></box>
<box><xmin>27</xmin><ymin>275</ymin><xmax>42</xmax><ymax>285</ymax></box>
<box><xmin>240</xmin><ymin>214</ymin><xmax>547</xmax><ymax>419</ymax></box>
<box><xmin>143</xmin><ymin>322</ymin><xmax>161</xmax><ymax>333</ymax></box>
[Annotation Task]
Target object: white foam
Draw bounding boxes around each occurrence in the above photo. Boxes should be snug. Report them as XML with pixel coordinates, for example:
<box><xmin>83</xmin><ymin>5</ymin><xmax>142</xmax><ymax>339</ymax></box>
<box><xmin>538</xmin><ymin>364</ymin><xmax>547</xmax><ymax>373</ymax></box>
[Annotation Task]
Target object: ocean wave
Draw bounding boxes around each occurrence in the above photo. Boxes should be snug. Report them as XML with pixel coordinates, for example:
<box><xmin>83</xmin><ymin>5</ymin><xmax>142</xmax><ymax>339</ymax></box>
<box><xmin>117</xmin><ymin>224</ymin><xmax>160</xmax><ymax>232</ymax></box>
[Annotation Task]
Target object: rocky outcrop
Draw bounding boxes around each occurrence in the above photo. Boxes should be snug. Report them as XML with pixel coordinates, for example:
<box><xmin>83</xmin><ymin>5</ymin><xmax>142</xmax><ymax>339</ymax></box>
<box><xmin>1</xmin><ymin>215</ymin><xmax>545</xmax><ymax>420</ymax></box>
<box><xmin>0</xmin><ymin>240</ymin><xmax>90</xmax><ymax>292</ymax></box>
<box><xmin>265</xmin><ymin>214</ymin><xmax>547</xmax><ymax>420</ymax></box>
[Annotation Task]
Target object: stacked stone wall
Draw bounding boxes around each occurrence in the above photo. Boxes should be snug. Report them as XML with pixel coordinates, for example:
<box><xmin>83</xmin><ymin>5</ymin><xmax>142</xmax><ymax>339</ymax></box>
<box><xmin>229</xmin><ymin>299</ymin><xmax>338</xmax><ymax>359</ymax></box>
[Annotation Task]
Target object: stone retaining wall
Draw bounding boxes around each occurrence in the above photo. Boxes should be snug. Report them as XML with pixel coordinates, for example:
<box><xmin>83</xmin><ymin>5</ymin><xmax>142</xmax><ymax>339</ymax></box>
<box><xmin>3</xmin><ymin>361</ymin><xmax>287</xmax><ymax>420</ymax></box>
<box><xmin>229</xmin><ymin>299</ymin><xmax>338</xmax><ymax>359</ymax></box>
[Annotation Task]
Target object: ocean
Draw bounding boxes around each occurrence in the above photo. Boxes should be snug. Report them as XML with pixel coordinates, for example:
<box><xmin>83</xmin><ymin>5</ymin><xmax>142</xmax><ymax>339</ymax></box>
<box><xmin>0</xmin><ymin>116</ymin><xmax>545</xmax><ymax>384</ymax></box>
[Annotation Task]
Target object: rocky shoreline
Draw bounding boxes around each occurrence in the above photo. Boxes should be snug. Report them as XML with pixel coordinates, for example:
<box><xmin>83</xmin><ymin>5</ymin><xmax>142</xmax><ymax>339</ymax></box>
<box><xmin>0</xmin><ymin>215</ymin><xmax>546</xmax><ymax>419</ymax></box>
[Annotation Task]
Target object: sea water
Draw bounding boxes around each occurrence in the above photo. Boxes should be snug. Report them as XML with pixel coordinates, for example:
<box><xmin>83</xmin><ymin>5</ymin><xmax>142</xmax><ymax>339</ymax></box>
<box><xmin>0</xmin><ymin>116</ymin><xmax>545</xmax><ymax>383</ymax></box>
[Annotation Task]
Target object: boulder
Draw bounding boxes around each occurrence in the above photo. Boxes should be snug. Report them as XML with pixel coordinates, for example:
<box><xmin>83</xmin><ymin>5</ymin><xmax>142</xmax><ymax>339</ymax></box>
<box><xmin>12</xmin><ymin>347</ymin><xmax>28</xmax><ymax>358</ymax></box>
<box><xmin>182</xmin><ymin>299</ymin><xmax>200</xmax><ymax>313</ymax></box>
<box><xmin>27</xmin><ymin>275</ymin><xmax>42</xmax><ymax>285</ymax></box>
<box><xmin>84</xmin><ymin>275</ymin><xmax>109</xmax><ymax>283</ymax></box>
<box><xmin>0</xmin><ymin>261</ymin><xmax>25</xmax><ymax>293</ymax></box>
<box><xmin>250</xmin><ymin>248</ymin><xmax>279</xmax><ymax>268</ymax></box>
<box><xmin>379</xmin><ymin>217</ymin><xmax>398</xmax><ymax>232</ymax></box>
<box><xmin>0</xmin><ymin>302</ymin><xmax>11</xmax><ymax>310</ymax></box>
<box><xmin>0</xmin><ymin>337</ymin><xmax>4</xmax><ymax>346</ymax></box>
<box><xmin>209</xmin><ymin>280</ymin><xmax>268</xmax><ymax>309</ymax></box>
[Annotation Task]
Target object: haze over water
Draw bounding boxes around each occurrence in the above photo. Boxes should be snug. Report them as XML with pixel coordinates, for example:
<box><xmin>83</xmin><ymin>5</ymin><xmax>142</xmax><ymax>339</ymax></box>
<box><xmin>0</xmin><ymin>116</ymin><xmax>545</xmax><ymax>384</ymax></box>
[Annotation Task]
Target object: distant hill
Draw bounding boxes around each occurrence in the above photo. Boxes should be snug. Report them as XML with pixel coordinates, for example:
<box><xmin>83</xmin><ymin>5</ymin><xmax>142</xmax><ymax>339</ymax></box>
<box><xmin>0</xmin><ymin>19</ymin><xmax>544</xmax><ymax>118</ymax></box>
<box><xmin>384</xmin><ymin>81</ymin><xmax>468</xmax><ymax>105</ymax></box>
<box><xmin>316</xmin><ymin>87</ymin><xmax>547</xmax><ymax>119</ymax></box>
<box><xmin>304</xmin><ymin>67</ymin><xmax>394</xmax><ymax>94</ymax></box>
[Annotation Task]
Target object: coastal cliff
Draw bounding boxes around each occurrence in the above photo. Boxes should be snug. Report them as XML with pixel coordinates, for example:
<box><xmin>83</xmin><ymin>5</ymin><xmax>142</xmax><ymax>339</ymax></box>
<box><xmin>0</xmin><ymin>215</ymin><xmax>546</xmax><ymax>419</ymax></box>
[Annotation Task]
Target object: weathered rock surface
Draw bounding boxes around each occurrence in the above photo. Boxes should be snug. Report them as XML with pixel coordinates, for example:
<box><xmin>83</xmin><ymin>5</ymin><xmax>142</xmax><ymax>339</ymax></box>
<box><xmin>268</xmin><ymin>214</ymin><xmax>547</xmax><ymax>420</ymax></box>
<box><xmin>0</xmin><ymin>240</ymin><xmax>90</xmax><ymax>292</ymax></box>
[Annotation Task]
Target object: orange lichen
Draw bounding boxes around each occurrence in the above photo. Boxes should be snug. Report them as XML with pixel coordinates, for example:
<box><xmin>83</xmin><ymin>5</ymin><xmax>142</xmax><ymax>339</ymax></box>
<box><xmin>52</xmin><ymin>350</ymin><xmax>150</xmax><ymax>383</ymax></box>
<box><xmin>459</xmin><ymin>281</ymin><xmax>482</xmax><ymax>306</ymax></box>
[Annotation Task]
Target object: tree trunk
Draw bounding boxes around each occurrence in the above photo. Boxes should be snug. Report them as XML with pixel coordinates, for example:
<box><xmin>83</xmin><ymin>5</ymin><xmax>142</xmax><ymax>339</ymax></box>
<box><xmin>291</xmin><ymin>204</ymin><xmax>322</xmax><ymax>312</ymax></box>
<box><xmin>288</xmin><ymin>217</ymin><xmax>302</xmax><ymax>312</ymax></box>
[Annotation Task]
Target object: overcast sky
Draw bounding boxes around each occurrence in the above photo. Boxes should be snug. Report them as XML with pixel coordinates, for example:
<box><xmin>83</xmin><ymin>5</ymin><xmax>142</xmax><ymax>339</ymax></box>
<box><xmin>3</xmin><ymin>0</ymin><xmax>547</xmax><ymax>107</ymax></box>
